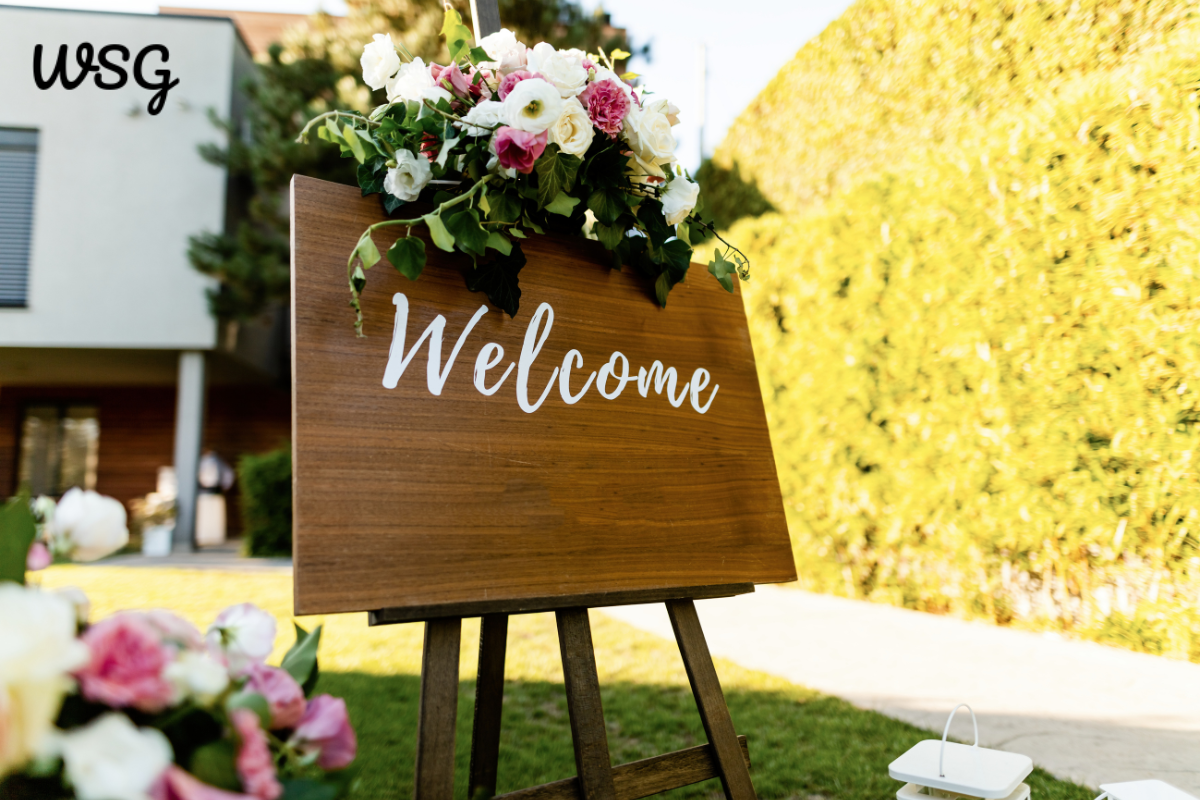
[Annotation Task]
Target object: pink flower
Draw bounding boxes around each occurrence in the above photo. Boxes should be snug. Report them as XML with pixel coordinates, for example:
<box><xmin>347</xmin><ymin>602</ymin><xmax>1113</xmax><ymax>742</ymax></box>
<box><xmin>232</xmin><ymin>709</ymin><xmax>282</xmax><ymax>800</ymax></box>
<box><xmin>493</xmin><ymin>127</ymin><xmax>548</xmax><ymax>174</ymax></box>
<box><xmin>498</xmin><ymin>69</ymin><xmax>533</xmax><ymax>101</ymax></box>
<box><xmin>152</xmin><ymin>766</ymin><xmax>254</xmax><ymax>800</ymax></box>
<box><xmin>244</xmin><ymin>664</ymin><xmax>306</xmax><ymax>730</ymax></box>
<box><xmin>206</xmin><ymin>603</ymin><xmax>276</xmax><ymax>676</ymax></box>
<box><xmin>76</xmin><ymin>613</ymin><xmax>174</xmax><ymax>713</ymax></box>
<box><xmin>140</xmin><ymin>609</ymin><xmax>204</xmax><ymax>652</ymax></box>
<box><xmin>290</xmin><ymin>695</ymin><xmax>357</xmax><ymax>770</ymax></box>
<box><xmin>433</xmin><ymin>62</ymin><xmax>490</xmax><ymax>101</ymax></box>
<box><xmin>26</xmin><ymin>541</ymin><xmax>51</xmax><ymax>571</ymax></box>
<box><xmin>579</xmin><ymin>79</ymin><xmax>630</xmax><ymax>138</ymax></box>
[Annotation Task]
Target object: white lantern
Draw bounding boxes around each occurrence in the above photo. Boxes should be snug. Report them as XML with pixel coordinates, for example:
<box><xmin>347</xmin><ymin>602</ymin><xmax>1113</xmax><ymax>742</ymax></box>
<box><xmin>1098</xmin><ymin>781</ymin><xmax>1198</xmax><ymax>800</ymax></box>
<box><xmin>889</xmin><ymin>704</ymin><xmax>1033</xmax><ymax>800</ymax></box>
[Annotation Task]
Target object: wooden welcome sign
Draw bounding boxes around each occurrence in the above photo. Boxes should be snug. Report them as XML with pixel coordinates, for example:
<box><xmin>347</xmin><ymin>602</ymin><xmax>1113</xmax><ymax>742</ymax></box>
<box><xmin>291</xmin><ymin>175</ymin><xmax>795</xmax><ymax>617</ymax></box>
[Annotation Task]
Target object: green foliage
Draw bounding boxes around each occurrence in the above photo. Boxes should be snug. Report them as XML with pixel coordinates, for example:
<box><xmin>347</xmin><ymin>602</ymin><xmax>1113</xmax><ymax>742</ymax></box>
<box><xmin>693</xmin><ymin>158</ymin><xmax>775</xmax><ymax>232</ymax></box>
<box><xmin>0</xmin><ymin>496</ymin><xmax>35</xmax><ymax>585</ymax></box>
<box><xmin>238</xmin><ymin>447</ymin><xmax>293</xmax><ymax>558</ymax></box>
<box><xmin>734</xmin><ymin>0</ymin><xmax>1200</xmax><ymax>656</ymax></box>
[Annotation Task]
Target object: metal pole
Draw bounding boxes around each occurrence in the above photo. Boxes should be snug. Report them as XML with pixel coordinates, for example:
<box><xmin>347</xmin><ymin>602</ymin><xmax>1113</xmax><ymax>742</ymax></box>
<box><xmin>469</xmin><ymin>0</ymin><xmax>502</xmax><ymax>40</ymax></box>
<box><xmin>696</xmin><ymin>42</ymin><xmax>708</xmax><ymax>167</ymax></box>
<box><xmin>172</xmin><ymin>351</ymin><xmax>206</xmax><ymax>553</ymax></box>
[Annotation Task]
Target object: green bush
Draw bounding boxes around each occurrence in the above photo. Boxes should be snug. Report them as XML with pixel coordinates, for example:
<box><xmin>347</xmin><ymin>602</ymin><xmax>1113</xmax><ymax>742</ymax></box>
<box><xmin>239</xmin><ymin>447</ymin><xmax>293</xmax><ymax>558</ymax></box>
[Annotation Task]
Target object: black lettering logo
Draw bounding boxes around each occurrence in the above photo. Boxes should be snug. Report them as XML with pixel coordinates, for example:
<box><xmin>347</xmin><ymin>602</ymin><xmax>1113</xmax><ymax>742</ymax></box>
<box><xmin>33</xmin><ymin>43</ymin><xmax>180</xmax><ymax>116</ymax></box>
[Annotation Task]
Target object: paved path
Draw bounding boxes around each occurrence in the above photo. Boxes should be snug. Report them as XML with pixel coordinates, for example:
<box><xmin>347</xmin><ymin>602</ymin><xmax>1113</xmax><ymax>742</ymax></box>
<box><xmin>95</xmin><ymin>542</ymin><xmax>292</xmax><ymax>572</ymax></box>
<box><xmin>600</xmin><ymin>586</ymin><xmax>1200</xmax><ymax>793</ymax></box>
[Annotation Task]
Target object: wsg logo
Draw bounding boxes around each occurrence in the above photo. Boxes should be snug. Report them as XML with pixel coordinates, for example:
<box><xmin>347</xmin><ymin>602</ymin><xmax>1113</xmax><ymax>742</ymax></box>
<box><xmin>33</xmin><ymin>44</ymin><xmax>180</xmax><ymax>116</ymax></box>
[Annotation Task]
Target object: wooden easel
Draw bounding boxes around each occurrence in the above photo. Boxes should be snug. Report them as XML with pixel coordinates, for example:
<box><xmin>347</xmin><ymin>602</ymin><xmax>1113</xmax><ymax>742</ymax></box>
<box><xmin>369</xmin><ymin>584</ymin><xmax>758</xmax><ymax>800</ymax></box>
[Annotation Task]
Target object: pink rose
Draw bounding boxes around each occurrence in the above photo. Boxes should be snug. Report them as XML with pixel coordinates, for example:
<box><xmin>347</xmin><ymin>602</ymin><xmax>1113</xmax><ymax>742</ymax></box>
<box><xmin>433</xmin><ymin>62</ymin><xmax>490</xmax><ymax>101</ymax></box>
<box><xmin>76</xmin><ymin>613</ymin><xmax>174</xmax><ymax>713</ymax></box>
<box><xmin>493</xmin><ymin>127</ymin><xmax>548</xmax><ymax>174</ymax></box>
<box><xmin>152</xmin><ymin>766</ymin><xmax>254</xmax><ymax>800</ymax></box>
<box><xmin>244</xmin><ymin>664</ymin><xmax>306</xmax><ymax>730</ymax></box>
<box><xmin>497</xmin><ymin>69</ymin><xmax>533</xmax><ymax>101</ymax></box>
<box><xmin>290</xmin><ymin>695</ymin><xmax>357</xmax><ymax>770</ymax></box>
<box><xmin>579</xmin><ymin>79</ymin><xmax>630</xmax><ymax>138</ymax></box>
<box><xmin>26</xmin><ymin>541</ymin><xmax>51</xmax><ymax>571</ymax></box>
<box><xmin>232</xmin><ymin>709</ymin><xmax>282</xmax><ymax>800</ymax></box>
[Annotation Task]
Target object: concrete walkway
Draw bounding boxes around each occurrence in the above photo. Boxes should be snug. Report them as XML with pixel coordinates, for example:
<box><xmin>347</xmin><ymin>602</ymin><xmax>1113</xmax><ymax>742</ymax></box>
<box><xmin>95</xmin><ymin>542</ymin><xmax>292</xmax><ymax>572</ymax></box>
<box><xmin>600</xmin><ymin>586</ymin><xmax>1200</xmax><ymax>793</ymax></box>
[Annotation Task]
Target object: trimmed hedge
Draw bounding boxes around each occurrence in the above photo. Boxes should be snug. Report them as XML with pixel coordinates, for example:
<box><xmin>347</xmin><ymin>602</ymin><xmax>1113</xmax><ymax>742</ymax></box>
<box><xmin>239</xmin><ymin>447</ymin><xmax>293</xmax><ymax>558</ymax></box>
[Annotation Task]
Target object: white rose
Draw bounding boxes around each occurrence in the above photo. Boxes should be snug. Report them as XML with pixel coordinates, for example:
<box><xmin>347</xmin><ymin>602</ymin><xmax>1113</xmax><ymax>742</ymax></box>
<box><xmin>164</xmin><ymin>651</ymin><xmax>229</xmax><ymax>706</ymax></box>
<box><xmin>456</xmin><ymin>100</ymin><xmax>505</xmax><ymax>137</ymax></box>
<box><xmin>526</xmin><ymin>43</ymin><xmax>589</xmax><ymax>97</ymax></box>
<box><xmin>386</xmin><ymin>57</ymin><xmax>434</xmax><ymax>103</ymax></box>
<box><xmin>626</xmin><ymin>152</ymin><xmax>665</xmax><ymax>191</ymax></box>
<box><xmin>623</xmin><ymin>100</ymin><xmax>677</xmax><ymax>167</ymax></box>
<box><xmin>47</xmin><ymin>488</ymin><xmax>128</xmax><ymax>562</ymax></box>
<box><xmin>383</xmin><ymin>150</ymin><xmax>433</xmax><ymax>202</ymax></box>
<box><xmin>478</xmin><ymin>28</ymin><xmax>527</xmax><ymax>75</ymax></box>
<box><xmin>503</xmin><ymin>78</ymin><xmax>563</xmax><ymax>133</ymax></box>
<box><xmin>548</xmin><ymin>97</ymin><xmax>595</xmax><ymax>158</ymax></box>
<box><xmin>59</xmin><ymin>713</ymin><xmax>172</xmax><ymax>800</ymax></box>
<box><xmin>360</xmin><ymin>33</ymin><xmax>400</xmax><ymax>91</ymax></box>
<box><xmin>661</xmin><ymin>175</ymin><xmax>700</xmax><ymax>226</ymax></box>
<box><xmin>0</xmin><ymin>585</ymin><xmax>90</xmax><ymax>778</ymax></box>
<box><xmin>205</xmin><ymin>603</ymin><xmax>276</xmax><ymax>675</ymax></box>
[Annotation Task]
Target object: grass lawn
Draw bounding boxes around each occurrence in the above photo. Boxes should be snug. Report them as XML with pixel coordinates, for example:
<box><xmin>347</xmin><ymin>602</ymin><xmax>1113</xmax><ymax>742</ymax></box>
<box><xmin>36</xmin><ymin>566</ymin><xmax>1095</xmax><ymax>800</ymax></box>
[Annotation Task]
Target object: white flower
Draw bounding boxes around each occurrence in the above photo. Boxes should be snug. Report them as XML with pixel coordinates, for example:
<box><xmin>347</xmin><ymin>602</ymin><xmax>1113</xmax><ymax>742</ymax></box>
<box><xmin>46</xmin><ymin>488</ymin><xmax>128</xmax><ymax>563</ymax></box>
<box><xmin>360</xmin><ymin>33</ymin><xmax>400</xmax><ymax>91</ymax></box>
<box><xmin>386</xmin><ymin>57</ymin><xmax>434</xmax><ymax>103</ymax></box>
<box><xmin>54</xmin><ymin>586</ymin><xmax>91</xmax><ymax>626</ymax></box>
<box><xmin>661</xmin><ymin>175</ymin><xmax>700</xmax><ymax>225</ymax></box>
<box><xmin>416</xmin><ymin>86</ymin><xmax>453</xmax><ymax>117</ymax></box>
<box><xmin>626</xmin><ymin>151</ymin><xmax>665</xmax><ymax>191</ymax></box>
<box><xmin>503</xmin><ymin>78</ymin><xmax>563</xmax><ymax>133</ymax></box>
<box><xmin>623</xmin><ymin>98</ymin><xmax>677</xmax><ymax>167</ymax></box>
<box><xmin>0</xmin><ymin>584</ymin><xmax>90</xmax><ymax>778</ymax></box>
<box><xmin>526</xmin><ymin>43</ymin><xmax>589</xmax><ymax>97</ymax></box>
<box><xmin>205</xmin><ymin>603</ymin><xmax>276</xmax><ymax>675</ymax></box>
<box><xmin>478</xmin><ymin>28</ymin><xmax>527</xmax><ymax>75</ymax></box>
<box><xmin>456</xmin><ymin>100</ymin><xmax>505</xmax><ymax>137</ymax></box>
<box><xmin>547</xmin><ymin>97</ymin><xmax>595</xmax><ymax>158</ymax></box>
<box><xmin>164</xmin><ymin>651</ymin><xmax>229</xmax><ymax>706</ymax></box>
<box><xmin>383</xmin><ymin>150</ymin><xmax>433</xmax><ymax>202</ymax></box>
<box><xmin>59</xmin><ymin>713</ymin><xmax>172</xmax><ymax>800</ymax></box>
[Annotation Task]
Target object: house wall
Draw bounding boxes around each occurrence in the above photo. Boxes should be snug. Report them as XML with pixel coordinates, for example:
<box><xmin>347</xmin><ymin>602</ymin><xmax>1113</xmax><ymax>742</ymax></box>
<box><xmin>0</xmin><ymin>8</ymin><xmax>245</xmax><ymax>349</ymax></box>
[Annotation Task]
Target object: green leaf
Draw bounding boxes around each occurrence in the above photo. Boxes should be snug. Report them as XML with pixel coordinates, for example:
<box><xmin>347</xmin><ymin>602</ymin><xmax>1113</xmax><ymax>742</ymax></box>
<box><xmin>637</xmin><ymin>200</ymin><xmax>672</xmax><ymax>248</ymax></box>
<box><xmin>189</xmin><ymin>740</ymin><xmax>241</xmax><ymax>792</ymax></box>
<box><xmin>424</xmin><ymin>213</ymin><xmax>456</xmax><ymax>252</ymax></box>
<box><xmin>593</xmin><ymin>222</ymin><xmax>625</xmax><ymax>250</ymax></box>
<box><xmin>0</xmin><ymin>496</ymin><xmax>36</xmax><ymax>584</ymax></box>
<box><xmin>708</xmin><ymin>249</ymin><xmax>737</xmax><ymax>293</ymax></box>
<box><xmin>467</xmin><ymin>46</ymin><xmax>491</xmax><ymax>65</ymax></box>
<box><xmin>282</xmin><ymin>623</ymin><xmax>323</xmax><ymax>696</ymax></box>
<box><xmin>226</xmin><ymin>690</ymin><xmax>271</xmax><ymax>730</ymax></box>
<box><xmin>522</xmin><ymin>214</ymin><xmax>545</xmax><ymax>235</ymax></box>
<box><xmin>588</xmin><ymin>188</ymin><xmax>626</xmax><ymax>225</ymax></box>
<box><xmin>341</xmin><ymin>123</ymin><xmax>366</xmax><ymax>163</ymax></box>
<box><xmin>545</xmin><ymin>192</ymin><xmax>581</xmax><ymax>217</ymax></box>
<box><xmin>486</xmin><ymin>192</ymin><xmax>522</xmax><ymax>224</ymax></box>
<box><xmin>322</xmin><ymin>117</ymin><xmax>342</xmax><ymax>143</ymax></box>
<box><xmin>388</xmin><ymin>237</ymin><xmax>427</xmax><ymax>281</ymax></box>
<box><xmin>535</xmin><ymin>145</ymin><xmax>582</xmax><ymax>209</ymax></box>
<box><xmin>357</xmin><ymin>160</ymin><xmax>385</xmax><ymax>196</ymax></box>
<box><xmin>486</xmin><ymin>231</ymin><xmax>512</xmax><ymax>256</ymax></box>
<box><xmin>352</xmin><ymin>128</ymin><xmax>380</xmax><ymax>158</ymax></box>
<box><xmin>382</xmin><ymin>194</ymin><xmax>407</xmax><ymax>215</ymax></box>
<box><xmin>350</xmin><ymin>265</ymin><xmax>366</xmax><ymax>294</ymax></box>
<box><xmin>508</xmin><ymin>228</ymin><xmax>527</xmax><ymax>239</ymax></box>
<box><xmin>445</xmin><ymin>208</ymin><xmax>489</xmax><ymax>257</ymax></box>
<box><xmin>356</xmin><ymin>235</ymin><xmax>381</xmax><ymax>269</ymax></box>
<box><xmin>478</xmin><ymin>192</ymin><xmax>491</xmax><ymax>216</ymax></box>
<box><xmin>464</xmin><ymin>244</ymin><xmax>526</xmax><ymax>317</ymax></box>
<box><xmin>654</xmin><ymin>271</ymin><xmax>671</xmax><ymax>307</ymax></box>
<box><xmin>657</xmin><ymin>238</ymin><xmax>693</xmax><ymax>280</ymax></box>
<box><xmin>441</xmin><ymin>7</ymin><xmax>474</xmax><ymax>63</ymax></box>
<box><xmin>280</xmin><ymin>779</ymin><xmax>341</xmax><ymax>800</ymax></box>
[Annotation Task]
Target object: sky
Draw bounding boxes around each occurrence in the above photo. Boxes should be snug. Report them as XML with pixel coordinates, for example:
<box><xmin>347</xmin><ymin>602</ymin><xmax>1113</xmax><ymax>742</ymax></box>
<box><xmin>5</xmin><ymin>0</ymin><xmax>855</xmax><ymax>170</ymax></box>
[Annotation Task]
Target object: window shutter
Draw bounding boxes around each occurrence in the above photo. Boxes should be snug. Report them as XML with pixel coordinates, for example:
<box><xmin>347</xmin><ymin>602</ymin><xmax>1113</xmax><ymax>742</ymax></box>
<box><xmin>0</xmin><ymin>128</ymin><xmax>39</xmax><ymax>308</ymax></box>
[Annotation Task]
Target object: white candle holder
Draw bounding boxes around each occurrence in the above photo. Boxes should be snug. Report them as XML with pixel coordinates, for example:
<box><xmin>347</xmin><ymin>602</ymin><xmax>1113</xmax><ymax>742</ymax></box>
<box><xmin>1098</xmin><ymin>781</ymin><xmax>1198</xmax><ymax>800</ymax></box>
<box><xmin>889</xmin><ymin>704</ymin><xmax>1033</xmax><ymax>800</ymax></box>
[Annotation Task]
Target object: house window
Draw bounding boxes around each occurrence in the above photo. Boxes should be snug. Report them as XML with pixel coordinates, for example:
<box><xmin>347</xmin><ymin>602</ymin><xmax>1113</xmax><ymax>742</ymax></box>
<box><xmin>0</xmin><ymin>128</ymin><xmax>39</xmax><ymax>308</ymax></box>
<box><xmin>18</xmin><ymin>405</ymin><xmax>100</xmax><ymax>497</ymax></box>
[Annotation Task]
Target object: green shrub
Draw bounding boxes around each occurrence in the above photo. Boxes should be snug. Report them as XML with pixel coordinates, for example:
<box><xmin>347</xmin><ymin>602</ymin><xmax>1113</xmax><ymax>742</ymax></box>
<box><xmin>239</xmin><ymin>447</ymin><xmax>292</xmax><ymax>558</ymax></box>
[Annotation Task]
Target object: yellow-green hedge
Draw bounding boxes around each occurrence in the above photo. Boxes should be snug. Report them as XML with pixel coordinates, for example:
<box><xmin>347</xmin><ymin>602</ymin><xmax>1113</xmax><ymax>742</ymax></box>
<box><xmin>731</xmin><ymin>0</ymin><xmax>1200</xmax><ymax>657</ymax></box>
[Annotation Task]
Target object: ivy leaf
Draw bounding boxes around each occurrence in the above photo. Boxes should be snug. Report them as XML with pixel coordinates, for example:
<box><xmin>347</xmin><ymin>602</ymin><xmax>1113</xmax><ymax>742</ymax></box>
<box><xmin>486</xmin><ymin>231</ymin><xmax>512</xmax><ymax>256</ymax></box>
<box><xmin>464</xmin><ymin>244</ymin><xmax>526</xmax><ymax>317</ymax></box>
<box><xmin>382</xmin><ymin>193</ymin><xmax>407</xmax><ymax>215</ymax></box>
<box><xmin>708</xmin><ymin>249</ymin><xmax>737</xmax><ymax>293</ymax></box>
<box><xmin>424</xmin><ymin>213</ymin><xmax>456</xmax><ymax>252</ymax></box>
<box><xmin>441</xmin><ymin>7</ymin><xmax>474</xmax><ymax>63</ymax></box>
<box><xmin>341</xmin><ymin>123</ymin><xmax>366</xmax><ymax>163</ymax></box>
<box><xmin>486</xmin><ymin>191</ymin><xmax>522</xmax><ymax>224</ymax></box>
<box><xmin>357</xmin><ymin>159</ymin><xmax>386</xmax><ymax>197</ymax></box>
<box><xmin>351</xmin><ymin>265</ymin><xmax>366</xmax><ymax>294</ymax></box>
<box><xmin>189</xmin><ymin>740</ymin><xmax>241</xmax><ymax>791</ymax></box>
<box><xmin>508</xmin><ymin>228</ymin><xmax>527</xmax><ymax>239</ymax></box>
<box><xmin>654</xmin><ymin>271</ymin><xmax>671</xmax><ymax>307</ymax></box>
<box><xmin>282</xmin><ymin>623</ymin><xmax>323</xmax><ymax>696</ymax></box>
<box><xmin>522</xmin><ymin>214</ymin><xmax>545</xmax><ymax>235</ymax></box>
<box><xmin>593</xmin><ymin>222</ymin><xmax>625</xmax><ymax>250</ymax></box>
<box><xmin>588</xmin><ymin>188</ymin><xmax>626</xmax><ymax>225</ymax></box>
<box><xmin>468</xmin><ymin>46</ymin><xmax>491</xmax><ymax>65</ymax></box>
<box><xmin>657</xmin><ymin>238</ymin><xmax>693</xmax><ymax>280</ymax></box>
<box><xmin>226</xmin><ymin>690</ymin><xmax>271</xmax><ymax>729</ymax></box>
<box><xmin>535</xmin><ymin>145</ymin><xmax>582</xmax><ymax>209</ymax></box>
<box><xmin>279</xmin><ymin>779</ymin><xmax>340</xmax><ymax>800</ymax></box>
<box><xmin>0</xmin><ymin>496</ymin><xmax>36</xmax><ymax>585</ymax></box>
<box><xmin>545</xmin><ymin>192</ymin><xmax>581</xmax><ymax>217</ymax></box>
<box><xmin>356</xmin><ymin>234</ymin><xmax>381</xmax><ymax>269</ymax></box>
<box><xmin>388</xmin><ymin>237</ymin><xmax>427</xmax><ymax>280</ymax></box>
<box><xmin>445</xmin><ymin>208</ymin><xmax>489</xmax><ymax>257</ymax></box>
<box><xmin>637</xmin><ymin>200</ymin><xmax>672</xmax><ymax>248</ymax></box>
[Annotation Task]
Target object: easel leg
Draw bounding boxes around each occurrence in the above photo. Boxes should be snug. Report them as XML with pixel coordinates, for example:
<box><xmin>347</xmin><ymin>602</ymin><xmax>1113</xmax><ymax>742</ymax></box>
<box><xmin>555</xmin><ymin>608</ymin><xmax>617</xmax><ymax>800</ymax></box>
<box><xmin>667</xmin><ymin>599</ymin><xmax>757</xmax><ymax>800</ymax></box>
<box><xmin>469</xmin><ymin>613</ymin><xmax>509</xmax><ymax>800</ymax></box>
<box><xmin>416</xmin><ymin>617</ymin><xmax>462</xmax><ymax>800</ymax></box>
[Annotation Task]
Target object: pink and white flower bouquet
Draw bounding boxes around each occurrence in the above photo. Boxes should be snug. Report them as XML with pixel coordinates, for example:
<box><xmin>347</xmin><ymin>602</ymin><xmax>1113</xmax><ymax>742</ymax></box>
<box><xmin>297</xmin><ymin>8</ymin><xmax>749</xmax><ymax>334</ymax></box>
<box><xmin>0</xmin><ymin>495</ymin><xmax>357</xmax><ymax>799</ymax></box>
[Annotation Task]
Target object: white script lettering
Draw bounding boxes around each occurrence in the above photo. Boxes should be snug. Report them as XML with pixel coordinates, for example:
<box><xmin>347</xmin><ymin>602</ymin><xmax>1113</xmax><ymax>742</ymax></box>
<box><xmin>559</xmin><ymin>349</ymin><xmax>596</xmax><ymax>405</ymax></box>
<box><xmin>516</xmin><ymin>302</ymin><xmax>560</xmax><ymax>414</ymax></box>
<box><xmin>382</xmin><ymin>294</ymin><xmax>487</xmax><ymax>394</ymax></box>
<box><xmin>474</xmin><ymin>342</ymin><xmax>514</xmax><ymax>396</ymax></box>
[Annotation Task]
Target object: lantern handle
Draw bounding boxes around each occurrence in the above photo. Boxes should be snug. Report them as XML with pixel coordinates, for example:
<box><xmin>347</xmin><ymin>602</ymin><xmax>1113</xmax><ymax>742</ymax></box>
<box><xmin>938</xmin><ymin>703</ymin><xmax>979</xmax><ymax>778</ymax></box>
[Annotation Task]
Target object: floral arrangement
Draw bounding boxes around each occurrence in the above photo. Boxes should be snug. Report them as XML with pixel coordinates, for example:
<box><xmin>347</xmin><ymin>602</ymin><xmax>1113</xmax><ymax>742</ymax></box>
<box><xmin>296</xmin><ymin>8</ymin><xmax>750</xmax><ymax>334</ymax></box>
<box><xmin>1</xmin><ymin>492</ymin><xmax>357</xmax><ymax>800</ymax></box>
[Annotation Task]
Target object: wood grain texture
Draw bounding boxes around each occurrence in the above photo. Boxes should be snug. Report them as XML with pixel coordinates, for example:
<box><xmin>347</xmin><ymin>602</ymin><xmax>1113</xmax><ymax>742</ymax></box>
<box><xmin>491</xmin><ymin>736</ymin><xmax>751</xmax><ymax>800</ymax></box>
<box><xmin>416</xmin><ymin>618</ymin><xmax>462</xmax><ymax>800</ymax></box>
<box><xmin>556</xmin><ymin>609</ymin><xmax>616</xmax><ymax>800</ymax></box>
<box><xmin>290</xmin><ymin>175</ymin><xmax>795</xmax><ymax>615</ymax></box>
<box><xmin>667</xmin><ymin>600</ymin><xmax>757</xmax><ymax>800</ymax></box>
<box><xmin>469</xmin><ymin>614</ymin><xmax>509</xmax><ymax>800</ymax></box>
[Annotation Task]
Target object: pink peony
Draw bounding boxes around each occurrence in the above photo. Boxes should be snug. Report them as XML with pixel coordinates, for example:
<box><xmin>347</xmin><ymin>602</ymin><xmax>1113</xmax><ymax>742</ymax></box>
<box><xmin>232</xmin><ymin>709</ymin><xmax>282</xmax><ymax>800</ymax></box>
<box><xmin>493</xmin><ymin>127</ymin><xmax>548</xmax><ymax>174</ymax></box>
<box><xmin>290</xmin><ymin>695</ymin><xmax>357</xmax><ymax>770</ymax></box>
<box><xmin>26</xmin><ymin>541</ymin><xmax>51</xmax><ymax>571</ymax></box>
<box><xmin>244</xmin><ymin>664</ymin><xmax>306</xmax><ymax>730</ymax></box>
<box><xmin>497</xmin><ymin>69</ymin><xmax>533</xmax><ymax>101</ymax></box>
<box><xmin>152</xmin><ymin>766</ymin><xmax>254</xmax><ymax>800</ymax></box>
<box><xmin>76</xmin><ymin>613</ymin><xmax>174</xmax><ymax>713</ymax></box>
<box><xmin>579</xmin><ymin>79</ymin><xmax>630</xmax><ymax>138</ymax></box>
